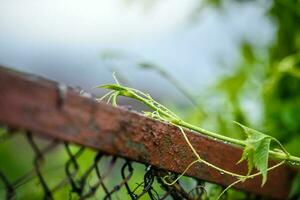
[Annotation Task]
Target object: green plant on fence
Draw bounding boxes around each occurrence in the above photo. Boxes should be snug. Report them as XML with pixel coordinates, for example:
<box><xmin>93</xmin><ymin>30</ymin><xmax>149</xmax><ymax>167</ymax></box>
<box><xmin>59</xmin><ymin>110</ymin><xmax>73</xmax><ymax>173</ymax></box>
<box><xmin>97</xmin><ymin>74</ymin><xmax>300</xmax><ymax>199</ymax></box>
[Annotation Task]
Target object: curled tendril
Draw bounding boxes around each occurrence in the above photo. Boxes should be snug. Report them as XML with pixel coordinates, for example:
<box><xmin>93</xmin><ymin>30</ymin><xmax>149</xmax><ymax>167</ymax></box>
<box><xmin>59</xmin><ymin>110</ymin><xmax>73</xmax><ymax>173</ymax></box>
<box><xmin>97</xmin><ymin>74</ymin><xmax>299</xmax><ymax>199</ymax></box>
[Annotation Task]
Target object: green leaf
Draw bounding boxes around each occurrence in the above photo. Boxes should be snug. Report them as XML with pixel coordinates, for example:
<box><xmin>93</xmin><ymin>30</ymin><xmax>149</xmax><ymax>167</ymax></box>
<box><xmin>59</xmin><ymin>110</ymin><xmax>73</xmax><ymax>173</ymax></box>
<box><xmin>237</xmin><ymin>145</ymin><xmax>254</xmax><ymax>176</ymax></box>
<box><xmin>96</xmin><ymin>84</ymin><xmax>127</xmax><ymax>91</ymax></box>
<box><xmin>235</xmin><ymin>122</ymin><xmax>271</xmax><ymax>186</ymax></box>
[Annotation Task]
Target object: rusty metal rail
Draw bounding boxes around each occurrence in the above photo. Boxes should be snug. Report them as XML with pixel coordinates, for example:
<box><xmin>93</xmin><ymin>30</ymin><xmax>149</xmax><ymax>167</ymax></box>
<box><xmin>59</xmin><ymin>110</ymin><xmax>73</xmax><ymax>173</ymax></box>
<box><xmin>0</xmin><ymin>66</ymin><xmax>296</xmax><ymax>199</ymax></box>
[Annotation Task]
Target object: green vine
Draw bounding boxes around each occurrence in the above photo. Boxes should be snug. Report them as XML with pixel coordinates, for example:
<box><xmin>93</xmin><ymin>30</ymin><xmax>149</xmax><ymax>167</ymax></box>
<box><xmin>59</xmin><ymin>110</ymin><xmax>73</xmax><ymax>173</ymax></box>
<box><xmin>97</xmin><ymin>75</ymin><xmax>300</xmax><ymax>198</ymax></box>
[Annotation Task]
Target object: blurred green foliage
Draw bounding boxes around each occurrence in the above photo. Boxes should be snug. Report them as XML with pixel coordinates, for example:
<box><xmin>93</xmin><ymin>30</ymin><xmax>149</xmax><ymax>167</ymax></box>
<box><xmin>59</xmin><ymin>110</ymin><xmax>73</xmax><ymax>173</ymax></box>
<box><xmin>1</xmin><ymin>0</ymin><xmax>300</xmax><ymax>199</ymax></box>
<box><xmin>147</xmin><ymin>0</ymin><xmax>300</xmax><ymax>198</ymax></box>
<box><xmin>199</xmin><ymin>0</ymin><xmax>300</xmax><ymax>198</ymax></box>
<box><xmin>200</xmin><ymin>0</ymin><xmax>300</xmax><ymax>156</ymax></box>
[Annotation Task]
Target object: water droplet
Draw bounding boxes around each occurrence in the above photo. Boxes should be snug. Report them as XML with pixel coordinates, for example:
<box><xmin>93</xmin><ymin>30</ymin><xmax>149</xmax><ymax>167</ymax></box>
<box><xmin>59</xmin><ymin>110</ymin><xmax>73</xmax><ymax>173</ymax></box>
<box><xmin>220</xmin><ymin>172</ymin><xmax>224</xmax><ymax>175</ymax></box>
<box><xmin>288</xmin><ymin>161</ymin><xmax>296</xmax><ymax>166</ymax></box>
<box><xmin>224</xmin><ymin>141</ymin><xmax>228</xmax><ymax>144</ymax></box>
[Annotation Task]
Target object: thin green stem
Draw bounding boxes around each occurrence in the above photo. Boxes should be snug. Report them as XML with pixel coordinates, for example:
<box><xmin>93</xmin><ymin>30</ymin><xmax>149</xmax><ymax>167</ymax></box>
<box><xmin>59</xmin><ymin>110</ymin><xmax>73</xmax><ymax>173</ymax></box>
<box><xmin>177</xmin><ymin>126</ymin><xmax>253</xmax><ymax>179</ymax></box>
<box><xmin>217</xmin><ymin>179</ymin><xmax>241</xmax><ymax>200</ymax></box>
<box><xmin>163</xmin><ymin>159</ymin><xmax>199</xmax><ymax>185</ymax></box>
<box><xmin>179</xmin><ymin>121</ymin><xmax>246</xmax><ymax>146</ymax></box>
<box><xmin>96</xmin><ymin>91</ymin><xmax>114</xmax><ymax>101</ymax></box>
<box><xmin>112</xmin><ymin>91</ymin><xmax>119</xmax><ymax>106</ymax></box>
<box><xmin>271</xmin><ymin>137</ymin><xmax>290</xmax><ymax>156</ymax></box>
<box><xmin>97</xmin><ymin>83</ymin><xmax>300</xmax><ymax>165</ymax></box>
<box><xmin>217</xmin><ymin>161</ymin><xmax>286</xmax><ymax>200</ymax></box>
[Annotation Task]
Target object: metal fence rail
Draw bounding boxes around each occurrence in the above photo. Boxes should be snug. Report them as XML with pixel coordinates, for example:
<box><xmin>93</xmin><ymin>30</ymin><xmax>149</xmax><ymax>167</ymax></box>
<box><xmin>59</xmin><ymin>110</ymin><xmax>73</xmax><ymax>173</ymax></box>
<box><xmin>0</xmin><ymin>66</ymin><xmax>296</xmax><ymax>199</ymax></box>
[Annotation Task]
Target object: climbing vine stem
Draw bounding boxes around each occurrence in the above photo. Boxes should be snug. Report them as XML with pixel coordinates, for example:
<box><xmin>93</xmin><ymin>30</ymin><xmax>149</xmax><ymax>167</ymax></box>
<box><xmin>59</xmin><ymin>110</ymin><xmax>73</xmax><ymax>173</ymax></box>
<box><xmin>97</xmin><ymin>80</ymin><xmax>300</xmax><ymax>199</ymax></box>
<box><xmin>97</xmin><ymin>83</ymin><xmax>300</xmax><ymax>164</ymax></box>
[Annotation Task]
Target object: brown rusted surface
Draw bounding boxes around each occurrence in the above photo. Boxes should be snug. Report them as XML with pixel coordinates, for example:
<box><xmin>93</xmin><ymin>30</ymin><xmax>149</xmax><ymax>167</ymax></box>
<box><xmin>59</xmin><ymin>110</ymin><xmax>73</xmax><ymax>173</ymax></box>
<box><xmin>0</xmin><ymin>66</ymin><xmax>296</xmax><ymax>199</ymax></box>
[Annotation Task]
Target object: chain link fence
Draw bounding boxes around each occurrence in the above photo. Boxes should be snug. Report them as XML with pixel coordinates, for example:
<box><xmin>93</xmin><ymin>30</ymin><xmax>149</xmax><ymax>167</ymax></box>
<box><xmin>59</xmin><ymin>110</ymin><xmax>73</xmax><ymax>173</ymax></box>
<box><xmin>0</xmin><ymin>128</ymin><xmax>221</xmax><ymax>200</ymax></box>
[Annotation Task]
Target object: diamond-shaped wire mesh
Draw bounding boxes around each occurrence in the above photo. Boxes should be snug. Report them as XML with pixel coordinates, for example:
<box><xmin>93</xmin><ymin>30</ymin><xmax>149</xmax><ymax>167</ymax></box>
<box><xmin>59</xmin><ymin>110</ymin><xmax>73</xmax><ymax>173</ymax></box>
<box><xmin>0</xmin><ymin>128</ymin><xmax>213</xmax><ymax>200</ymax></box>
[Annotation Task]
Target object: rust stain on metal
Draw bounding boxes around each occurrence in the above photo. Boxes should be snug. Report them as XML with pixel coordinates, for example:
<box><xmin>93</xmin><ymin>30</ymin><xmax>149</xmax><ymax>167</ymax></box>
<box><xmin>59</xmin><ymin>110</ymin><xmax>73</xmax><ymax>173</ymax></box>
<box><xmin>0</xmin><ymin>66</ymin><xmax>296</xmax><ymax>199</ymax></box>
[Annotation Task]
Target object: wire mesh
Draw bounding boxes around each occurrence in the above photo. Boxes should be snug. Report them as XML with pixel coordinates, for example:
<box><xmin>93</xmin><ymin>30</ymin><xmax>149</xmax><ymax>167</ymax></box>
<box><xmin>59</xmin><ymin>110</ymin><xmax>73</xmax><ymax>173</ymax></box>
<box><xmin>0</xmin><ymin>127</ymin><xmax>213</xmax><ymax>200</ymax></box>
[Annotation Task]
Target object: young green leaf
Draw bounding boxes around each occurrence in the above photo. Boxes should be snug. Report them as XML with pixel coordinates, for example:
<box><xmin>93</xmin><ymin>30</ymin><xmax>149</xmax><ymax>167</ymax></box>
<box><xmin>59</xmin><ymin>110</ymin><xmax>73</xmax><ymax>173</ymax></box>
<box><xmin>238</xmin><ymin>144</ymin><xmax>254</xmax><ymax>176</ymax></box>
<box><xmin>99</xmin><ymin>80</ymin><xmax>300</xmax><ymax>191</ymax></box>
<box><xmin>234</xmin><ymin>122</ymin><xmax>271</xmax><ymax>186</ymax></box>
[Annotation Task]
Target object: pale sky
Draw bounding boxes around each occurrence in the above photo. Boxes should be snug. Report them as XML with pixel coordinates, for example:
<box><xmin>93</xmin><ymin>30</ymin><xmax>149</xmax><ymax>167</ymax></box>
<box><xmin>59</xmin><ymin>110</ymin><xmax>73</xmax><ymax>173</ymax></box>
<box><xmin>0</xmin><ymin>0</ymin><xmax>273</xmax><ymax>102</ymax></box>
<box><xmin>0</xmin><ymin>0</ymin><xmax>196</xmax><ymax>44</ymax></box>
